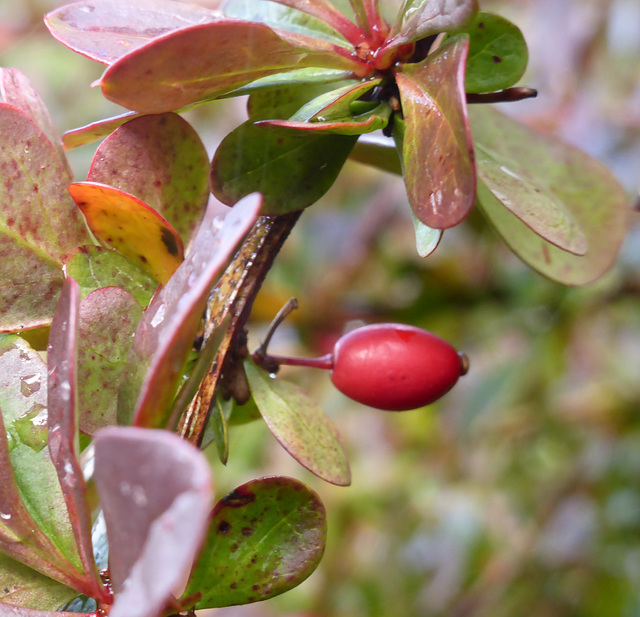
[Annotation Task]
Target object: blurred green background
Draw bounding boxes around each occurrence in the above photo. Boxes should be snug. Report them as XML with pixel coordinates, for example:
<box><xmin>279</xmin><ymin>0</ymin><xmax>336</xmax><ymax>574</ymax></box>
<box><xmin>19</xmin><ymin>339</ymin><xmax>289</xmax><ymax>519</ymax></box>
<box><xmin>2</xmin><ymin>0</ymin><xmax>640</xmax><ymax>615</ymax></box>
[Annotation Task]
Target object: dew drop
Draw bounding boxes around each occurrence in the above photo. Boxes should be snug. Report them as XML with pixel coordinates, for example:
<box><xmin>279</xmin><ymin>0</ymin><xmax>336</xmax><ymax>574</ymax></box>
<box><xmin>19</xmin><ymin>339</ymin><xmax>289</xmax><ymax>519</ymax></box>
<box><xmin>20</xmin><ymin>374</ymin><xmax>41</xmax><ymax>397</ymax></box>
<box><xmin>150</xmin><ymin>303</ymin><xmax>166</xmax><ymax>328</ymax></box>
<box><xmin>0</xmin><ymin>512</ymin><xmax>12</xmax><ymax>520</ymax></box>
<box><xmin>211</xmin><ymin>215</ymin><xmax>224</xmax><ymax>232</ymax></box>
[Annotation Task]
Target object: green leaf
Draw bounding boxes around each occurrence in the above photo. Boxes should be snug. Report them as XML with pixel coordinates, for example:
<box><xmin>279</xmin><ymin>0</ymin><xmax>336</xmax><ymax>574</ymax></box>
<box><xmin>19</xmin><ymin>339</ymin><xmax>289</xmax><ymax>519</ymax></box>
<box><xmin>87</xmin><ymin>113</ymin><xmax>210</xmax><ymax>246</ymax></box>
<box><xmin>349</xmin><ymin>133</ymin><xmax>402</xmax><ymax>174</ymax></box>
<box><xmin>100</xmin><ymin>21</ymin><xmax>367</xmax><ymax>113</ymax></box>
<box><xmin>0</xmin><ymin>552</ymin><xmax>76</xmax><ymax>610</ymax></box>
<box><xmin>395</xmin><ymin>35</ymin><xmax>476</xmax><ymax>229</ymax></box>
<box><xmin>64</xmin><ymin>245</ymin><xmax>157</xmax><ymax>307</ymax></box>
<box><xmin>244</xmin><ymin>359</ymin><xmax>351</xmax><ymax>486</ymax></box>
<box><xmin>185</xmin><ymin>477</ymin><xmax>327</xmax><ymax>608</ymax></box>
<box><xmin>470</xmin><ymin>105</ymin><xmax>629</xmax><ymax>285</ymax></box>
<box><xmin>411</xmin><ymin>210</ymin><xmax>443</xmax><ymax>257</ymax></box>
<box><xmin>77</xmin><ymin>288</ymin><xmax>142</xmax><ymax>435</ymax></box>
<box><xmin>462</xmin><ymin>12</ymin><xmax>528</xmax><ymax>93</ymax></box>
<box><xmin>0</xmin><ymin>105</ymin><xmax>91</xmax><ymax>331</ymax></box>
<box><xmin>211</xmin><ymin>121</ymin><xmax>357</xmax><ymax>212</ymax></box>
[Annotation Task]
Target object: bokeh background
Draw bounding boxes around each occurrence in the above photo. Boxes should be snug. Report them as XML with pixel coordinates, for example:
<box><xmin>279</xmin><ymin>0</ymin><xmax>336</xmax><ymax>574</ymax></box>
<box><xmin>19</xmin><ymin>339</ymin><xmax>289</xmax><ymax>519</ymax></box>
<box><xmin>1</xmin><ymin>0</ymin><xmax>640</xmax><ymax>615</ymax></box>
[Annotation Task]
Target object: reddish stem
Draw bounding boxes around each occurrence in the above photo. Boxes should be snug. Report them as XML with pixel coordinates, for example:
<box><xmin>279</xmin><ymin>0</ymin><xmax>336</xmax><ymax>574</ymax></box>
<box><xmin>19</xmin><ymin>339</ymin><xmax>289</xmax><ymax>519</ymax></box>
<box><xmin>257</xmin><ymin>353</ymin><xmax>334</xmax><ymax>370</ymax></box>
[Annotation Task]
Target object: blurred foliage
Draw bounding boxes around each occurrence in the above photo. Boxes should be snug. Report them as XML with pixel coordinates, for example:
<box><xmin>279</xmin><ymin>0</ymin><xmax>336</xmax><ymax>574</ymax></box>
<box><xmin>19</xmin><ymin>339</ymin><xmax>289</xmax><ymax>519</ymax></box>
<box><xmin>2</xmin><ymin>0</ymin><xmax>640</xmax><ymax>615</ymax></box>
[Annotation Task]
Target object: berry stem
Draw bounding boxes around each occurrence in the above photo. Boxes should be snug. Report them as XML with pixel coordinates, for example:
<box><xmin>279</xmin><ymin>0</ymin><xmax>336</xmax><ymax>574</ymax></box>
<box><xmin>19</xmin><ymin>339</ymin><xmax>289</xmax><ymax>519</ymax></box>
<box><xmin>260</xmin><ymin>353</ymin><xmax>334</xmax><ymax>370</ymax></box>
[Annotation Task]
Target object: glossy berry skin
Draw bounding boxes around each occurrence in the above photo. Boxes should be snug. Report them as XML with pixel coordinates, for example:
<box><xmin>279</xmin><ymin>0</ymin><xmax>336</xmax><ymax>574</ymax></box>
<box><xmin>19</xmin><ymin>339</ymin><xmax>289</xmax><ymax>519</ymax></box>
<box><xmin>330</xmin><ymin>323</ymin><xmax>464</xmax><ymax>411</ymax></box>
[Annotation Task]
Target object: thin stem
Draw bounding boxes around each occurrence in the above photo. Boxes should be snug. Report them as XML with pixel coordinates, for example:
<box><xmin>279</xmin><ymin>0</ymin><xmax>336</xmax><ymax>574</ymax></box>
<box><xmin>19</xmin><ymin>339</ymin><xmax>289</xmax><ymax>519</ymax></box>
<box><xmin>467</xmin><ymin>87</ymin><xmax>538</xmax><ymax>104</ymax></box>
<box><xmin>178</xmin><ymin>212</ymin><xmax>301</xmax><ymax>447</ymax></box>
<box><xmin>253</xmin><ymin>297</ymin><xmax>299</xmax><ymax>362</ymax></box>
<box><xmin>257</xmin><ymin>352</ymin><xmax>334</xmax><ymax>370</ymax></box>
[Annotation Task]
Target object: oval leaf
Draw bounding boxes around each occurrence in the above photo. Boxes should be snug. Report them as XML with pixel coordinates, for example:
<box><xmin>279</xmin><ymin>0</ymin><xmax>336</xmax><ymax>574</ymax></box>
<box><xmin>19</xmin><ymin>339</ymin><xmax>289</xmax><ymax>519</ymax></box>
<box><xmin>77</xmin><ymin>288</ymin><xmax>142</xmax><ymax>435</ymax></box>
<box><xmin>395</xmin><ymin>35</ymin><xmax>476</xmax><ymax>229</ymax></box>
<box><xmin>69</xmin><ymin>182</ymin><xmax>184</xmax><ymax>285</ymax></box>
<box><xmin>244</xmin><ymin>359</ymin><xmax>351</xmax><ymax>486</ymax></box>
<box><xmin>185</xmin><ymin>476</ymin><xmax>326</xmax><ymax>608</ymax></box>
<box><xmin>411</xmin><ymin>210</ymin><xmax>443</xmax><ymax>257</ymax></box>
<box><xmin>463</xmin><ymin>12</ymin><xmax>528</xmax><ymax>94</ymax></box>
<box><xmin>0</xmin><ymin>105</ymin><xmax>90</xmax><ymax>331</ymax></box>
<box><xmin>87</xmin><ymin>113</ymin><xmax>210</xmax><ymax>245</ymax></box>
<box><xmin>94</xmin><ymin>427</ymin><xmax>213</xmax><ymax>617</ymax></box>
<box><xmin>100</xmin><ymin>21</ymin><xmax>366</xmax><ymax>113</ymax></box>
<box><xmin>211</xmin><ymin>121</ymin><xmax>357</xmax><ymax>212</ymax></box>
<box><xmin>45</xmin><ymin>0</ymin><xmax>221</xmax><ymax>65</ymax></box>
<box><xmin>470</xmin><ymin>105</ymin><xmax>628</xmax><ymax>284</ymax></box>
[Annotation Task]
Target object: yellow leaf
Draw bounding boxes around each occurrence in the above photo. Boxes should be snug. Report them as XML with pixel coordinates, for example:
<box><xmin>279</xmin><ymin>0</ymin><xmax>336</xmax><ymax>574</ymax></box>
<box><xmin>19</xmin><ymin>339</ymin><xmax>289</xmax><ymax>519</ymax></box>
<box><xmin>69</xmin><ymin>182</ymin><xmax>184</xmax><ymax>285</ymax></box>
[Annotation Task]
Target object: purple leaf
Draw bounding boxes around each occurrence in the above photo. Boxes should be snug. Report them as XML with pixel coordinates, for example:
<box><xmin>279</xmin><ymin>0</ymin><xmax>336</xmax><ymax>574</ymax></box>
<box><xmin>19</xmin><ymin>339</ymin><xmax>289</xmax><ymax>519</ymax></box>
<box><xmin>118</xmin><ymin>194</ymin><xmax>261</xmax><ymax>429</ymax></box>
<box><xmin>44</xmin><ymin>0</ymin><xmax>221</xmax><ymax>65</ymax></box>
<box><xmin>47</xmin><ymin>279</ymin><xmax>106</xmax><ymax>602</ymax></box>
<box><xmin>395</xmin><ymin>35</ymin><xmax>476</xmax><ymax>229</ymax></box>
<box><xmin>100</xmin><ymin>21</ymin><xmax>367</xmax><ymax>113</ymax></box>
<box><xmin>77</xmin><ymin>287</ymin><xmax>142</xmax><ymax>435</ymax></box>
<box><xmin>87</xmin><ymin>113</ymin><xmax>210</xmax><ymax>245</ymax></box>
<box><xmin>94</xmin><ymin>426</ymin><xmax>214</xmax><ymax>617</ymax></box>
<box><xmin>0</xmin><ymin>106</ymin><xmax>91</xmax><ymax>331</ymax></box>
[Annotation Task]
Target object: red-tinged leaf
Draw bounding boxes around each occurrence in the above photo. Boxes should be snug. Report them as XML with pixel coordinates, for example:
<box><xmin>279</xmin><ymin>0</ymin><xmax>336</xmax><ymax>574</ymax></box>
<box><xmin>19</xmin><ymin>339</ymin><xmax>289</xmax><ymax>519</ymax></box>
<box><xmin>185</xmin><ymin>477</ymin><xmax>326</xmax><ymax>608</ymax></box>
<box><xmin>117</xmin><ymin>194</ymin><xmax>261</xmax><ymax>429</ymax></box>
<box><xmin>100</xmin><ymin>21</ymin><xmax>367</xmax><ymax>113</ymax></box>
<box><xmin>47</xmin><ymin>279</ymin><xmax>106</xmax><ymax>602</ymax></box>
<box><xmin>0</xmin><ymin>69</ymin><xmax>69</xmax><ymax>175</ymax></box>
<box><xmin>470</xmin><ymin>106</ymin><xmax>629</xmax><ymax>285</ymax></box>
<box><xmin>260</xmin><ymin>109</ymin><xmax>388</xmax><ymax>135</ymax></box>
<box><xmin>77</xmin><ymin>288</ymin><xmax>142</xmax><ymax>435</ymax></box>
<box><xmin>69</xmin><ymin>182</ymin><xmax>184</xmax><ymax>285</ymax></box>
<box><xmin>44</xmin><ymin>0</ymin><xmax>221</xmax><ymax>65</ymax></box>
<box><xmin>94</xmin><ymin>427</ymin><xmax>213</xmax><ymax>617</ymax></box>
<box><xmin>0</xmin><ymin>335</ymin><xmax>88</xmax><ymax>593</ymax></box>
<box><xmin>65</xmin><ymin>245</ymin><xmax>157</xmax><ymax>307</ymax></box>
<box><xmin>470</xmin><ymin>105</ymin><xmax>589</xmax><ymax>255</ymax></box>
<box><xmin>395</xmin><ymin>35</ymin><xmax>475</xmax><ymax>229</ymax></box>
<box><xmin>63</xmin><ymin>112</ymin><xmax>142</xmax><ymax>150</ymax></box>
<box><xmin>87</xmin><ymin>113</ymin><xmax>209</xmax><ymax>246</ymax></box>
<box><xmin>385</xmin><ymin>0</ymin><xmax>477</xmax><ymax>48</ymax></box>
<box><xmin>0</xmin><ymin>105</ymin><xmax>91</xmax><ymax>331</ymax></box>
<box><xmin>0</xmin><ymin>552</ymin><xmax>76</xmax><ymax>610</ymax></box>
<box><xmin>244</xmin><ymin>359</ymin><xmax>351</xmax><ymax>486</ymax></box>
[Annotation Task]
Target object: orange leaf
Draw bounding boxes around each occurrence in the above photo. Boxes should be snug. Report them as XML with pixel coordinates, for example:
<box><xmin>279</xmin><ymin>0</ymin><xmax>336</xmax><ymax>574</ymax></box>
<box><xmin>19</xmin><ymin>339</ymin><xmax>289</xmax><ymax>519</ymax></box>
<box><xmin>69</xmin><ymin>182</ymin><xmax>184</xmax><ymax>284</ymax></box>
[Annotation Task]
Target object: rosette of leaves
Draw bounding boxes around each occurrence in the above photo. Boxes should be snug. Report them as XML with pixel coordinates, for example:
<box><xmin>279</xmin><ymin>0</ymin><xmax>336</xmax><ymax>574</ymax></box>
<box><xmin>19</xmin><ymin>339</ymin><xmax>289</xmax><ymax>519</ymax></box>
<box><xmin>46</xmin><ymin>0</ymin><xmax>629</xmax><ymax>284</ymax></box>
<box><xmin>0</xmin><ymin>279</ymin><xmax>328</xmax><ymax>615</ymax></box>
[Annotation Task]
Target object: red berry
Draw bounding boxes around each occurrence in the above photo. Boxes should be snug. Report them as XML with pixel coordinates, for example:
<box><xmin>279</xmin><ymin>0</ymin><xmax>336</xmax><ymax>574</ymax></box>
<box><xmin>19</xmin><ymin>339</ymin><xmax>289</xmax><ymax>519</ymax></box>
<box><xmin>330</xmin><ymin>323</ymin><xmax>465</xmax><ymax>411</ymax></box>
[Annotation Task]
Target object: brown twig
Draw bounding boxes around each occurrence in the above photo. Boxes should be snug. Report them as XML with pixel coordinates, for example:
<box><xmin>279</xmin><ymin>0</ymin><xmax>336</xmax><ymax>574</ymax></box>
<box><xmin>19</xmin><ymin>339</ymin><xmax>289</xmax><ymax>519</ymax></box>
<box><xmin>467</xmin><ymin>87</ymin><xmax>538</xmax><ymax>104</ymax></box>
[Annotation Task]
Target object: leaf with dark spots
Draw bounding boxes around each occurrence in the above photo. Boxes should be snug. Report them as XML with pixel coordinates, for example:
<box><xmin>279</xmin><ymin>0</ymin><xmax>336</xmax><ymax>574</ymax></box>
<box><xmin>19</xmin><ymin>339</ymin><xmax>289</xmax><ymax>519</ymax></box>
<box><xmin>395</xmin><ymin>35</ymin><xmax>476</xmax><ymax>229</ymax></box>
<box><xmin>44</xmin><ymin>0</ymin><xmax>222</xmax><ymax>65</ymax></box>
<box><xmin>462</xmin><ymin>12</ymin><xmax>528</xmax><ymax>93</ymax></box>
<box><xmin>100</xmin><ymin>20</ymin><xmax>367</xmax><ymax>113</ymax></box>
<box><xmin>77</xmin><ymin>287</ymin><xmax>142</xmax><ymax>435</ymax></box>
<box><xmin>0</xmin><ymin>105</ymin><xmax>91</xmax><ymax>331</ymax></box>
<box><xmin>94</xmin><ymin>427</ymin><xmax>213</xmax><ymax>617</ymax></box>
<box><xmin>69</xmin><ymin>182</ymin><xmax>184</xmax><ymax>285</ymax></box>
<box><xmin>211</xmin><ymin>120</ymin><xmax>357</xmax><ymax>213</ymax></box>
<box><xmin>185</xmin><ymin>477</ymin><xmax>326</xmax><ymax>608</ymax></box>
<box><xmin>87</xmin><ymin>113</ymin><xmax>210</xmax><ymax>246</ymax></box>
<box><xmin>470</xmin><ymin>105</ymin><xmax>629</xmax><ymax>285</ymax></box>
<box><xmin>385</xmin><ymin>0</ymin><xmax>478</xmax><ymax>49</ymax></box>
<box><xmin>117</xmin><ymin>194</ymin><xmax>260</xmax><ymax>429</ymax></box>
<box><xmin>65</xmin><ymin>245</ymin><xmax>157</xmax><ymax>307</ymax></box>
<box><xmin>0</xmin><ymin>335</ymin><xmax>90</xmax><ymax>595</ymax></box>
<box><xmin>244</xmin><ymin>359</ymin><xmax>351</xmax><ymax>486</ymax></box>
<box><xmin>47</xmin><ymin>279</ymin><xmax>106</xmax><ymax>601</ymax></box>
<box><xmin>0</xmin><ymin>552</ymin><xmax>76</xmax><ymax>610</ymax></box>
<box><xmin>0</xmin><ymin>69</ymin><xmax>69</xmax><ymax>175</ymax></box>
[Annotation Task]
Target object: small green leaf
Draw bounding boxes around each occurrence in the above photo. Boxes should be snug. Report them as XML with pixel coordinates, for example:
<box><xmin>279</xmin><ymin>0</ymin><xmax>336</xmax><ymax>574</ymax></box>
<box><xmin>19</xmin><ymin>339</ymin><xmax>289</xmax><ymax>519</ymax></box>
<box><xmin>349</xmin><ymin>133</ymin><xmax>402</xmax><ymax>175</ymax></box>
<box><xmin>395</xmin><ymin>35</ymin><xmax>476</xmax><ymax>229</ymax></box>
<box><xmin>463</xmin><ymin>12</ymin><xmax>528</xmax><ymax>93</ymax></box>
<box><xmin>211</xmin><ymin>121</ymin><xmax>357</xmax><ymax>212</ymax></box>
<box><xmin>185</xmin><ymin>477</ymin><xmax>327</xmax><ymax>608</ymax></box>
<box><xmin>210</xmin><ymin>397</ymin><xmax>232</xmax><ymax>465</ymax></box>
<box><xmin>244</xmin><ymin>359</ymin><xmax>351</xmax><ymax>486</ymax></box>
<box><xmin>411</xmin><ymin>211</ymin><xmax>443</xmax><ymax>257</ymax></box>
<box><xmin>64</xmin><ymin>245</ymin><xmax>157</xmax><ymax>307</ymax></box>
<box><xmin>470</xmin><ymin>106</ymin><xmax>629</xmax><ymax>285</ymax></box>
